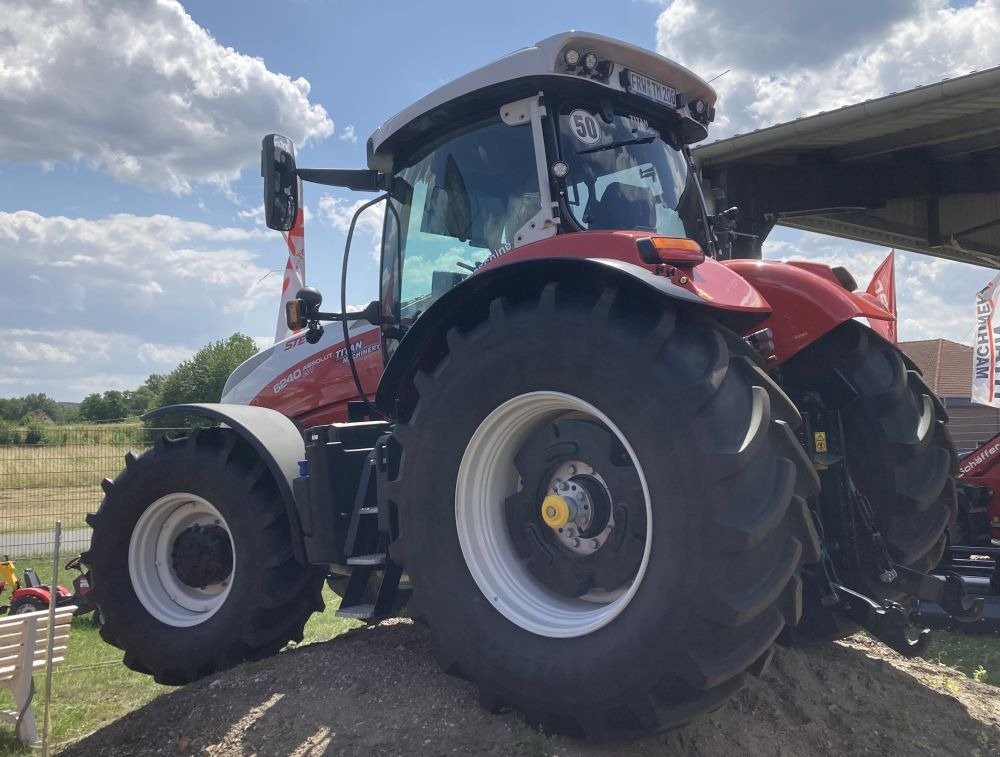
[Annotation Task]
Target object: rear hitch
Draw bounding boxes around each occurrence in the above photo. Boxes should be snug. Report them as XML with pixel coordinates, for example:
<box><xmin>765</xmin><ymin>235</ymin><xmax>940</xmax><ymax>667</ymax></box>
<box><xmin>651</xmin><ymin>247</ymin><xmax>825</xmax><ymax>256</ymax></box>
<box><xmin>888</xmin><ymin>563</ymin><xmax>985</xmax><ymax>624</ymax></box>
<box><xmin>831</xmin><ymin>583</ymin><xmax>931</xmax><ymax>657</ymax></box>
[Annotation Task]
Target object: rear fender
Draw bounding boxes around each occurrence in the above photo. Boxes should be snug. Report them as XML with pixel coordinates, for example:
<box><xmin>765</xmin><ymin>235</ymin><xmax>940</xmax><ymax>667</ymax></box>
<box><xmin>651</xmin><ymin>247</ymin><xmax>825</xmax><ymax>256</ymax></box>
<box><xmin>143</xmin><ymin>403</ymin><xmax>308</xmax><ymax>563</ymax></box>
<box><xmin>375</xmin><ymin>256</ymin><xmax>771</xmax><ymax>417</ymax></box>
<box><xmin>724</xmin><ymin>259</ymin><xmax>894</xmax><ymax>366</ymax></box>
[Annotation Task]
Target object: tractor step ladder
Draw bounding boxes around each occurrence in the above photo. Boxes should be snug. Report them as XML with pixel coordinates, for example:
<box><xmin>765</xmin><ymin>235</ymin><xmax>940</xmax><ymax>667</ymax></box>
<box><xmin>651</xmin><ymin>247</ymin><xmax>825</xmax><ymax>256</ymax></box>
<box><xmin>335</xmin><ymin>441</ymin><xmax>402</xmax><ymax>621</ymax></box>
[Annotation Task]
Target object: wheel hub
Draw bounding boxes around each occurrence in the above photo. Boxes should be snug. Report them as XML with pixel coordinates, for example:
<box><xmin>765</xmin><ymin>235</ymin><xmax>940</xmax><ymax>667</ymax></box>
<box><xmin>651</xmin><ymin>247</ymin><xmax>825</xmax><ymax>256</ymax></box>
<box><xmin>128</xmin><ymin>493</ymin><xmax>236</xmax><ymax>627</ymax></box>
<box><xmin>171</xmin><ymin>524</ymin><xmax>233</xmax><ymax>589</ymax></box>
<box><xmin>543</xmin><ymin>464</ymin><xmax>615</xmax><ymax>555</ymax></box>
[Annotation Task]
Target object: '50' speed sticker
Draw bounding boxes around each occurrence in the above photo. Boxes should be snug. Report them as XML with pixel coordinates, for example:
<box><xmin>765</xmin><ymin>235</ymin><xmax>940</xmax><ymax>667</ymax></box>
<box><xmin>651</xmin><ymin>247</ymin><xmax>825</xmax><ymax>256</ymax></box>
<box><xmin>569</xmin><ymin>110</ymin><xmax>601</xmax><ymax>145</ymax></box>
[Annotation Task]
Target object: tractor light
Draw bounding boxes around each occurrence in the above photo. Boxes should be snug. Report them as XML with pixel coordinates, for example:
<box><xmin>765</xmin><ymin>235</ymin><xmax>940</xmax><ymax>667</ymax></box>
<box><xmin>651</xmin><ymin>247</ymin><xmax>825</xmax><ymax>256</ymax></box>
<box><xmin>551</xmin><ymin>161</ymin><xmax>569</xmax><ymax>179</ymax></box>
<box><xmin>285</xmin><ymin>298</ymin><xmax>305</xmax><ymax>332</ymax></box>
<box><xmin>583</xmin><ymin>52</ymin><xmax>599</xmax><ymax>71</ymax></box>
<box><xmin>636</xmin><ymin>237</ymin><xmax>705</xmax><ymax>266</ymax></box>
<box><xmin>564</xmin><ymin>48</ymin><xmax>581</xmax><ymax>66</ymax></box>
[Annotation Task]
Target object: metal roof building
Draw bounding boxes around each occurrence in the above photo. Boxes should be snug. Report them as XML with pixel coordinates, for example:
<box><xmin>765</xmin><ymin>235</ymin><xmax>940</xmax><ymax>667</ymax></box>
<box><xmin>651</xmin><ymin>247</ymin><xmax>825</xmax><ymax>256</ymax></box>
<box><xmin>695</xmin><ymin>66</ymin><xmax>1000</xmax><ymax>267</ymax></box>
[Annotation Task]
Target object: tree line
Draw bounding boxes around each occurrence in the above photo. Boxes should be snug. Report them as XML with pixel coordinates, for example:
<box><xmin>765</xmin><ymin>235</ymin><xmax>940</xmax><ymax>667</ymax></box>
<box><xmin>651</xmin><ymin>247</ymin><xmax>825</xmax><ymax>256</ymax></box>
<box><xmin>0</xmin><ymin>333</ymin><xmax>258</xmax><ymax>426</ymax></box>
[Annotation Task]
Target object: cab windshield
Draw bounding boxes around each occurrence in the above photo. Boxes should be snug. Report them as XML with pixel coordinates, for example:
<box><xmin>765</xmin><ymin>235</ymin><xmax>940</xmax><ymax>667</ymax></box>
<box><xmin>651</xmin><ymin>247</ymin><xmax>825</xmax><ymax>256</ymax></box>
<box><xmin>557</xmin><ymin>106</ymin><xmax>699</xmax><ymax>239</ymax></box>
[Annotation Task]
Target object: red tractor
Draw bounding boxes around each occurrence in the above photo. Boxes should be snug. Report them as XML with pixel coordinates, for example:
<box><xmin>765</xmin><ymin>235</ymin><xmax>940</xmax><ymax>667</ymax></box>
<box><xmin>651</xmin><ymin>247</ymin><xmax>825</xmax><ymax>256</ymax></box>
<box><xmin>84</xmin><ymin>32</ymin><xmax>978</xmax><ymax>740</ymax></box>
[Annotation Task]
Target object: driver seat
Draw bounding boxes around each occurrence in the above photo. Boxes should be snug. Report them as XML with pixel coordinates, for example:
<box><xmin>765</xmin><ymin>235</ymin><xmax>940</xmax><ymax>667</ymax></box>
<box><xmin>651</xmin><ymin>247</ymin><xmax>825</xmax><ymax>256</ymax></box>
<box><xmin>588</xmin><ymin>182</ymin><xmax>657</xmax><ymax>232</ymax></box>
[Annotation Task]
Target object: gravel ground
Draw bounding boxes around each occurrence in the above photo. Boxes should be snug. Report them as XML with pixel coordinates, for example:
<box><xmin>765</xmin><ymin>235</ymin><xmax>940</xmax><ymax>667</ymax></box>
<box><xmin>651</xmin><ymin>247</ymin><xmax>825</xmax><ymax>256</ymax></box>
<box><xmin>60</xmin><ymin>619</ymin><xmax>1000</xmax><ymax>756</ymax></box>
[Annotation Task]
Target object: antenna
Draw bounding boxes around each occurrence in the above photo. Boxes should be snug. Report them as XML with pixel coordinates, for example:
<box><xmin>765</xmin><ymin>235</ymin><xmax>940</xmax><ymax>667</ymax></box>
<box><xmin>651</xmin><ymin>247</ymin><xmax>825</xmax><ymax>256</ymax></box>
<box><xmin>707</xmin><ymin>68</ymin><xmax>731</xmax><ymax>84</ymax></box>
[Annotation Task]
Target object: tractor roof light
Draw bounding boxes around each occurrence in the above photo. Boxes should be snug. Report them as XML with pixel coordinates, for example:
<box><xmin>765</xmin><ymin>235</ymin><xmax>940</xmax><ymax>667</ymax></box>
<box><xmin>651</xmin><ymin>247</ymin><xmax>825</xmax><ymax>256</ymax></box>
<box><xmin>564</xmin><ymin>48</ymin><xmax>581</xmax><ymax>66</ymax></box>
<box><xmin>550</xmin><ymin>161</ymin><xmax>569</xmax><ymax>179</ymax></box>
<box><xmin>636</xmin><ymin>236</ymin><xmax>705</xmax><ymax>266</ymax></box>
<box><xmin>583</xmin><ymin>52</ymin><xmax>599</xmax><ymax>71</ymax></box>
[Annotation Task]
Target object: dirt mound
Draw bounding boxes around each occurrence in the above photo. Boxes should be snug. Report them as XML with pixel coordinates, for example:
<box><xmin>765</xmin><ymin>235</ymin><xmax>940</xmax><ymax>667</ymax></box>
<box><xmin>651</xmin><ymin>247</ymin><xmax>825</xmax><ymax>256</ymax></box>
<box><xmin>60</xmin><ymin>620</ymin><xmax>1000</xmax><ymax>756</ymax></box>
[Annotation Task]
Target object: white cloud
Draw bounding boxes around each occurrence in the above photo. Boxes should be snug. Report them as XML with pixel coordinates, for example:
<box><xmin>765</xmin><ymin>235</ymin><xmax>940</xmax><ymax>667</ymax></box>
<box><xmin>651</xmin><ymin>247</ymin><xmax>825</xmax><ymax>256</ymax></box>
<box><xmin>317</xmin><ymin>195</ymin><xmax>386</xmax><ymax>261</ymax></box>
<box><xmin>137</xmin><ymin>343</ymin><xmax>194</xmax><ymax>366</ymax></box>
<box><xmin>0</xmin><ymin>329</ymin><xmax>195</xmax><ymax>398</ymax></box>
<box><xmin>0</xmin><ymin>210</ymin><xmax>286</xmax><ymax>399</ymax></box>
<box><xmin>340</xmin><ymin>125</ymin><xmax>358</xmax><ymax>143</ymax></box>
<box><xmin>0</xmin><ymin>0</ymin><xmax>333</xmax><ymax>193</ymax></box>
<box><xmin>656</xmin><ymin>0</ymin><xmax>1000</xmax><ymax>136</ymax></box>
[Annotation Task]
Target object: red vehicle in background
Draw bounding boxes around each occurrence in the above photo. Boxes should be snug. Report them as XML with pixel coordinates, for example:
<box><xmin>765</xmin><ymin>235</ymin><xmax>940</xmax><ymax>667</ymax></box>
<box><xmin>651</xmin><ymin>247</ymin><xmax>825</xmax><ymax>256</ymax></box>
<box><xmin>0</xmin><ymin>555</ymin><xmax>96</xmax><ymax>617</ymax></box>
<box><xmin>954</xmin><ymin>432</ymin><xmax>1000</xmax><ymax>546</ymax></box>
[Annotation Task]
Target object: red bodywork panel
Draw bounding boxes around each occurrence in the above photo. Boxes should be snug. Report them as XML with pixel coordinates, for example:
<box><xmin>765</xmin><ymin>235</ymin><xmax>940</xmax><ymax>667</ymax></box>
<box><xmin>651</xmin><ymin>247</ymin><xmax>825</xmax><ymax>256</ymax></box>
<box><xmin>957</xmin><ymin>432</ymin><xmax>1000</xmax><ymax>539</ymax></box>
<box><xmin>480</xmin><ymin>231</ymin><xmax>772</xmax><ymax>318</ymax></box>
<box><xmin>246</xmin><ymin>327</ymin><xmax>383</xmax><ymax>428</ymax></box>
<box><xmin>241</xmin><ymin>231</ymin><xmax>887</xmax><ymax>426</ymax></box>
<box><xmin>725</xmin><ymin>259</ymin><xmax>894</xmax><ymax>366</ymax></box>
<box><xmin>12</xmin><ymin>585</ymin><xmax>70</xmax><ymax>606</ymax></box>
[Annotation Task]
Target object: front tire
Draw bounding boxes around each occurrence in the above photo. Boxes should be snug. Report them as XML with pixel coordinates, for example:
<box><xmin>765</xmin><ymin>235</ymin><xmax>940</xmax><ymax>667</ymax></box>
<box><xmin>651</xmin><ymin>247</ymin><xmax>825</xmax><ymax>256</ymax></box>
<box><xmin>85</xmin><ymin>428</ymin><xmax>324</xmax><ymax>685</ymax></box>
<box><xmin>388</xmin><ymin>281</ymin><xmax>820</xmax><ymax>739</ymax></box>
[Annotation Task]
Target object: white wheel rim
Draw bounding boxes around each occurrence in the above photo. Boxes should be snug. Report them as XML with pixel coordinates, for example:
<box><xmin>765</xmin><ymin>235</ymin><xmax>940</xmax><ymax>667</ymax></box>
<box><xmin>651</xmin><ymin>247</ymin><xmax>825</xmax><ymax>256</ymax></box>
<box><xmin>128</xmin><ymin>493</ymin><xmax>235</xmax><ymax>627</ymax></box>
<box><xmin>455</xmin><ymin>391</ymin><xmax>652</xmax><ymax>638</ymax></box>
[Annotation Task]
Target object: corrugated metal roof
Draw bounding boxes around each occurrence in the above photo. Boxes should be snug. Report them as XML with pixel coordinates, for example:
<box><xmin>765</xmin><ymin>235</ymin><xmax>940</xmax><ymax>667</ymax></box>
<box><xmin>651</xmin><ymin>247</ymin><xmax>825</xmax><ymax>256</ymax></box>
<box><xmin>697</xmin><ymin>66</ymin><xmax>1000</xmax><ymax>164</ymax></box>
<box><xmin>695</xmin><ymin>67</ymin><xmax>1000</xmax><ymax>267</ymax></box>
<box><xmin>898</xmin><ymin>339</ymin><xmax>972</xmax><ymax>397</ymax></box>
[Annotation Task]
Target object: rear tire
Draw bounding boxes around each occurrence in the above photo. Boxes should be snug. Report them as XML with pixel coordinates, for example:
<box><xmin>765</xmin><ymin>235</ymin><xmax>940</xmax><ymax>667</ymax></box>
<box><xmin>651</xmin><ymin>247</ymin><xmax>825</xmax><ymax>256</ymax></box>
<box><xmin>388</xmin><ymin>281</ymin><xmax>820</xmax><ymax>739</ymax></box>
<box><xmin>782</xmin><ymin>322</ymin><xmax>957</xmax><ymax>643</ymax></box>
<box><xmin>85</xmin><ymin>428</ymin><xmax>324</xmax><ymax>685</ymax></box>
<box><xmin>9</xmin><ymin>596</ymin><xmax>46</xmax><ymax>615</ymax></box>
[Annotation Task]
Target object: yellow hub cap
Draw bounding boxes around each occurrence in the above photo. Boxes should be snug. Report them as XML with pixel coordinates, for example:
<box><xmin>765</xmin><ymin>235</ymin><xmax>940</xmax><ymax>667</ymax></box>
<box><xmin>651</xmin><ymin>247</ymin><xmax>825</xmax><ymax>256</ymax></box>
<box><xmin>541</xmin><ymin>494</ymin><xmax>570</xmax><ymax>528</ymax></box>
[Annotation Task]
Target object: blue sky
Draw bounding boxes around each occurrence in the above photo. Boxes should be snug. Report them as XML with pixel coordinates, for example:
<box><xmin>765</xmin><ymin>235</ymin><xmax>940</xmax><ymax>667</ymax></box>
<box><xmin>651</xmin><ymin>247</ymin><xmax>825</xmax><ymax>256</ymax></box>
<box><xmin>1</xmin><ymin>0</ymin><xmax>998</xmax><ymax>400</ymax></box>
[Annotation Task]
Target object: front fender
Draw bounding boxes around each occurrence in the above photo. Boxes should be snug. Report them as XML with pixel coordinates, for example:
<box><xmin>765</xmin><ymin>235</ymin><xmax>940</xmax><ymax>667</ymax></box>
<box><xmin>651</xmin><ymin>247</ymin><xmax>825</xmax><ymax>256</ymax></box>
<box><xmin>143</xmin><ymin>403</ymin><xmax>308</xmax><ymax>563</ymax></box>
<box><xmin>725</xmin><ymin>259</ymin><xmax>894</xmax><ymax>366</ymax></box>
<box><xmin>375</xmin><ymin>256</ymin><xmax>771</xmax><ymax>417</ymax></box>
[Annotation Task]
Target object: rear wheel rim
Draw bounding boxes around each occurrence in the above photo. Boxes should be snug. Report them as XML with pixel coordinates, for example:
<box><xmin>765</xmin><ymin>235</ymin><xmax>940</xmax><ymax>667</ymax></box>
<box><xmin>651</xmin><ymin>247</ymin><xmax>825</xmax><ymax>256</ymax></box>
<box><xmin>455</xmin><ymin>391</ymin><xmax>652</xmax><ymax>638</ymax></box>
<box><xmin>128</xmin><ymin>493</ymin><xmax>235</xmax><ymax>627</ymax></box>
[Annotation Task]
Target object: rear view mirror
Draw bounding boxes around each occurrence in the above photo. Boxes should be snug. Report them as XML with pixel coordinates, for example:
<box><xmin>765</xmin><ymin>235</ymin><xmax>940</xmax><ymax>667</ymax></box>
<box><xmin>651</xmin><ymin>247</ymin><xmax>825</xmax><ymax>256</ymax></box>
<box><xmin>261</xmin><ymin>134</ymin><xmax>300</xmax><ymax>231</ymax></box>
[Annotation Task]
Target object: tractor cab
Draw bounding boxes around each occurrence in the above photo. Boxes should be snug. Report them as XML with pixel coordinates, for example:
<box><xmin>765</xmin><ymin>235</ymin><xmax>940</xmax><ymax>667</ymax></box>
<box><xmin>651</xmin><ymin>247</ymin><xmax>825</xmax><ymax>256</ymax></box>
<box><xmin>263</xmin><ymin>32</ymin><xmax>720</xmax><ymax>342</ymax></box>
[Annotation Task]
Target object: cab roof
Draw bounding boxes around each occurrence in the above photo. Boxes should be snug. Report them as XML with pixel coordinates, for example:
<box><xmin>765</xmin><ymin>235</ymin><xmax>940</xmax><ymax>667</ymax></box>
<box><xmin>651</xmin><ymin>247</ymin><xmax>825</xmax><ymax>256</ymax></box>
<box><xmin>367</xmin><ymin>31</ymin><xmax>716</xmax><ymax>168</ymax></box>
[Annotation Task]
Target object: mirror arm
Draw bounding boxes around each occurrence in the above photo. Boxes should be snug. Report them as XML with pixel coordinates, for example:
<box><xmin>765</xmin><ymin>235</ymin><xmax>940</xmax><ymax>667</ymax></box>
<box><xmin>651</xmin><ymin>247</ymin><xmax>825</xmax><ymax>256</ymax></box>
<box><xmin>295</xmin><ymin>168</ymin><xmax>383</xmax><ymax>192</ymax></box>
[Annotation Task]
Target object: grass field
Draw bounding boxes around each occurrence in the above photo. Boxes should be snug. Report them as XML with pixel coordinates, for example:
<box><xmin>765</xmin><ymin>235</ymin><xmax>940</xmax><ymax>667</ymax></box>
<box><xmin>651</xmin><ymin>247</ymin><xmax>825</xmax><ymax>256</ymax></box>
<box><xmin>0</xmin><ymin>431</ymin><xmax>147</xmax><ymax>542</ymax></box>
<box><xmin>0</xmin><ymin>444</ymin><xmax>134</xmax><ymax>490</ymax></box>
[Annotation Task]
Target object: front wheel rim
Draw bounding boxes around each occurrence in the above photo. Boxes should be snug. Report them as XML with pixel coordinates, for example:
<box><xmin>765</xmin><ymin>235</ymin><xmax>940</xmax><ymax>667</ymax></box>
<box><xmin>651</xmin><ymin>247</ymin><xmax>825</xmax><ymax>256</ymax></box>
<box><xmin>455</xmin><ymin>391</ymin><xmax>652</xmax><ymax>638</ymax></box>
<box><xmin>128</xmin><ymin>493</ymin><xmax>235</xmax><ymax>627</ymax></box>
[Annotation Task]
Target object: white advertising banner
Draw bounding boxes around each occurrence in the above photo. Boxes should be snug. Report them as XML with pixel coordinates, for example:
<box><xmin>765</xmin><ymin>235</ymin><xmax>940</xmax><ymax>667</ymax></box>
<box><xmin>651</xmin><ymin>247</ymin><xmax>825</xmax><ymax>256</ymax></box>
<box><xmin>972</xmin><ymin>271</ymin><xmax>1000</xmax><ymax>407</ymax></box>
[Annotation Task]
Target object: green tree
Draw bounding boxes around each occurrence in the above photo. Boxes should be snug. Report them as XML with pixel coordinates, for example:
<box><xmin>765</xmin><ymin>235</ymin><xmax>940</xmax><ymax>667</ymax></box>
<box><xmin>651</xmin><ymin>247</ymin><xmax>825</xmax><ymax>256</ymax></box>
<box><xmin>0</xmin><ymin>393</ymin><xmax>62</xmax><ymax>423</ymax></box>
<box><xmin>126</xmin><ymin>374</ymin><xmax>166</xmax><ymax>416</ymax></box>
<box><xmin>158</xmin><ymin>334</ymin><xmax>258</xmax><ymax>408</ymax></box>
<box><xmin>78</xmin><ymin>390</ymin><xmax>131</xmax><ymax>422</ymax></box>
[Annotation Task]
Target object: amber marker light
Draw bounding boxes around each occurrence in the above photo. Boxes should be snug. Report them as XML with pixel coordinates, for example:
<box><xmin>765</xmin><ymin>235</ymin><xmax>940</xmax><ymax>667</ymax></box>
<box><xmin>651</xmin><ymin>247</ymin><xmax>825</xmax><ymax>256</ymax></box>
<box><xmin>636</xmin><ymin>236</ymin><xmax>705</xmax><ymax>265</ymax></box>
<box><xmin>285</xmin><ymin>299</ymin><xmax>305</xmax><ymax>331</ymax></box>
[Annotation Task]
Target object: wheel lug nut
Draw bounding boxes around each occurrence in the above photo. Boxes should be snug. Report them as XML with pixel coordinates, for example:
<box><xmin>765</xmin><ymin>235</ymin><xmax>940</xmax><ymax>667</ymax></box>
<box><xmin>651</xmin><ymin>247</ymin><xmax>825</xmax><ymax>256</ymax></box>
<box><xmin>591</xmin><ymin>540</ymin><xmax>600</xmax><ymax>549</ymax></box>
<box><xmin>572</xmin><ymin>538</ymin><xmax>580</xmax><ymax>548</ymax></box>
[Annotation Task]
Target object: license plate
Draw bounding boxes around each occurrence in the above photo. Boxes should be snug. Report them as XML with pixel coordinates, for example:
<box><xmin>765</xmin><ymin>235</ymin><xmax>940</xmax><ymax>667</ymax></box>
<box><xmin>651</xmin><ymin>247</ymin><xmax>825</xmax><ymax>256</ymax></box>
<box><xmin>623</xmin><ymin>69</ymin><xmax>676</xmax><ymax>108</ymax></box>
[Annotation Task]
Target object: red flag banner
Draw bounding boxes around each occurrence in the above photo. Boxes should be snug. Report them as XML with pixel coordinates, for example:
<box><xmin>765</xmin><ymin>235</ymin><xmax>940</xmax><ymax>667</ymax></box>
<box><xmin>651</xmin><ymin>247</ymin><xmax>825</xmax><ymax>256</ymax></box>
<box><xmin>866</xmin><ymin>250</ymin><xmax>896</xmax><ymax>343</ymax></box>
<box><xmin>275</xmin><ymin>179</ymin><xmax>306</xmax><ymax>343</ymax></box>
<box><xmin>972</xmin><ymin>272</ymin><xmax>1000</xmax><ymax>407</ymax></box>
